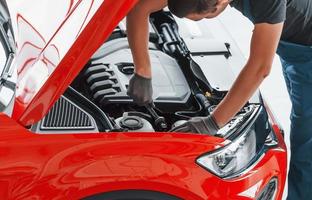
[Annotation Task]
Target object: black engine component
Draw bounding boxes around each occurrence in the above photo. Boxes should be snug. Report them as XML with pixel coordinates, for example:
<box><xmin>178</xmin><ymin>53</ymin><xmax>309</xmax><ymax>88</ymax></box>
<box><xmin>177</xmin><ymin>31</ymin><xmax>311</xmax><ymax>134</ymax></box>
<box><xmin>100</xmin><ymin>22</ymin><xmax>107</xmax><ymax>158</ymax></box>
<box><xmin>115</xmin><ymin>112</ymin><xmax>155</xmax><ymax>132</ymax></box>
<box><xmin>145</xmin><ymin>103</ymin><xmax>168</xmax><ymax>131</ymax></box>
<box><xmin>84</xmin><ymin>63</ymin><xmax>122</xmax><ymax>104</ymax></box>
<box><xmin>119</xmin><ymin>115</ymin><xmax>144</xmax><ymax>130</ymax></box>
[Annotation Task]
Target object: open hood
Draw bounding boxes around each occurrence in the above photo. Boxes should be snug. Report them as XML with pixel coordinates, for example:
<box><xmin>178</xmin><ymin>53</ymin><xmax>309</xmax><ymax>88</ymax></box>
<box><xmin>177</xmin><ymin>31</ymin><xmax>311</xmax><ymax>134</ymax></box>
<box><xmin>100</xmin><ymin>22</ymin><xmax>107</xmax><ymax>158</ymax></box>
<box><xmin>8</xmin><ymin>0</ymin><xmax>137</xmax><ymax>126</ymax></box>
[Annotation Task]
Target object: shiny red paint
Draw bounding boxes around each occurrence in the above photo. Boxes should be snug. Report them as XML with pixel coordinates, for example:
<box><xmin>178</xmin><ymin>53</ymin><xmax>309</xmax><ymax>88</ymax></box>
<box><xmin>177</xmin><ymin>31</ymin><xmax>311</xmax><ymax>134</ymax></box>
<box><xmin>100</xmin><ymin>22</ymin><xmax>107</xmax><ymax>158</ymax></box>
<box><xmin>0</xmin><ymin>114</ymin><xmax>287</xmax><ymax>200</ymax></box>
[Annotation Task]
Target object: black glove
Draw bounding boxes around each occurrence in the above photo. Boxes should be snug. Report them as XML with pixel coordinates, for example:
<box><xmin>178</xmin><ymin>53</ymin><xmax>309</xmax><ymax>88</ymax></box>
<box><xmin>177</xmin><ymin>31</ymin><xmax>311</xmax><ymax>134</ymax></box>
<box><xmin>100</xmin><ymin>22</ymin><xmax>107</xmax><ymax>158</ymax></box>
<box><xmin>127</xmin><ymin>73</ymin><xmax>153</xmax><ymax>106</ymax></box>
<box><xmin>170</xmin><ymin>115</ymin><xmax>219</xmax><ymax>135</ymax></box>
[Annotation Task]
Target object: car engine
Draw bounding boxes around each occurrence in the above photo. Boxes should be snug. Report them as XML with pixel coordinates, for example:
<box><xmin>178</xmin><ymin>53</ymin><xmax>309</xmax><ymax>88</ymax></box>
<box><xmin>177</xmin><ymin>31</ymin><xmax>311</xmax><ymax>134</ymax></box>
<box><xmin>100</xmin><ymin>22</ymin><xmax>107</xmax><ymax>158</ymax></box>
<box><xmin>32</xmin><ymin>10</ymin><xmax>270</xmax><ymax>140</ymax></box>
<box><xmin>85</xmin><ymin>39</ymin><xmax>191</xmax><ymax>111</ymax></box>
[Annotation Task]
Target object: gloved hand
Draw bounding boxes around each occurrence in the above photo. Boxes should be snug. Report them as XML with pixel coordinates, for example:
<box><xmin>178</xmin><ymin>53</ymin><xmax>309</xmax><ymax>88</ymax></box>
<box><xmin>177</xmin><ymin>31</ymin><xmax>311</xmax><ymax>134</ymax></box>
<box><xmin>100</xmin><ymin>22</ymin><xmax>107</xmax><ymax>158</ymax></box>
<box><xmin>170</xmin><ymin>115</ymin><xmax>220</xmax><ymax>135</ymax></box>
<box><xmin>127</xmin><ymin>73</ymin><xmax>153</xmax><ymax>106</ymax></box>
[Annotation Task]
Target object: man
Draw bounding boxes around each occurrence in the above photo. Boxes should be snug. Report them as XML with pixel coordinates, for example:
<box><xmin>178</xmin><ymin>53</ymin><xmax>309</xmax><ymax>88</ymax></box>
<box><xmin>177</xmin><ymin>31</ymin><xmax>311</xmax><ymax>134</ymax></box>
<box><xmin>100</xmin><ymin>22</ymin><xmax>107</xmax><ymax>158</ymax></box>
<box><xmin>127</xmin><ymin>0</ymin><xmax>312</xmax><ymax>199</ymax></box>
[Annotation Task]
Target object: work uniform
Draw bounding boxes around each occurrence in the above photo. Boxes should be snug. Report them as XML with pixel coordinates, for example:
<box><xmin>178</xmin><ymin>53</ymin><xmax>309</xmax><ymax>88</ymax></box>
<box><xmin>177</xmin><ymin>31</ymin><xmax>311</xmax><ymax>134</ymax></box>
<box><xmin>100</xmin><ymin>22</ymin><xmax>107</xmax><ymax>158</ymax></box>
<box><xmin>230</xmin><ymin>0</ymin><xmax>312</xmax><ymax>199</ymax></box>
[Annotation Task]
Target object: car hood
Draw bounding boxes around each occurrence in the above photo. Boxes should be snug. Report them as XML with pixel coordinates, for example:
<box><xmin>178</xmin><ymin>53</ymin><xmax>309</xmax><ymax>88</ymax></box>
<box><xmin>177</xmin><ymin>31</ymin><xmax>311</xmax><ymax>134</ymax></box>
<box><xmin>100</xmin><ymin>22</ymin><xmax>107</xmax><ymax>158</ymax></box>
<box><xmin>8</xmin><ymin>0</ymin><xmax>138</xmax><ymax>126</ymax></box>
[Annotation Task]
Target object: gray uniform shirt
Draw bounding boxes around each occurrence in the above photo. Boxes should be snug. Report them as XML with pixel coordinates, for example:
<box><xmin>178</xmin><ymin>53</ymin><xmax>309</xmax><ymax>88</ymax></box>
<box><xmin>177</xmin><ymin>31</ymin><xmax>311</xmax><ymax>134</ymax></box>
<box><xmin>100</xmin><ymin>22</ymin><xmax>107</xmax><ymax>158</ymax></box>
<box><xmin>230</xmin><ymin>0</ymin><xmax>312</xmax><ymax>46</ymax></box>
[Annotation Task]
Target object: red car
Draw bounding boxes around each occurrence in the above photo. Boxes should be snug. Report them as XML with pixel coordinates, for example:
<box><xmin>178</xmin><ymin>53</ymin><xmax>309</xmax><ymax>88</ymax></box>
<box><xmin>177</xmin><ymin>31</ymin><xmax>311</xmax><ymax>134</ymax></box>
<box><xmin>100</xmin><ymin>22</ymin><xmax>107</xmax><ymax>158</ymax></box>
<box><xmin>0</xmin><ymin>0</ymin><xmax>287</xmax><ymax>199</ymax></box>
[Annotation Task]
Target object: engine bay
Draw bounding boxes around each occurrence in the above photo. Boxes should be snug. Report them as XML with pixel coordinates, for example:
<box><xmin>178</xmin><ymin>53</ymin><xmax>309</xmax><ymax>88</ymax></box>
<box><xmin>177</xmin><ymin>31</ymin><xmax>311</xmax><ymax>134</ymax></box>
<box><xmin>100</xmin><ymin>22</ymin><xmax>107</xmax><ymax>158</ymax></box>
<box><xmin>32</xmin><ymin>10</ymin><xmax>269</xmax><ymax>139</ymax></box>
<box><xmin>85</xmin><ymin>40</ymin><xmax>192</xmax><ymax>113</ymax></box>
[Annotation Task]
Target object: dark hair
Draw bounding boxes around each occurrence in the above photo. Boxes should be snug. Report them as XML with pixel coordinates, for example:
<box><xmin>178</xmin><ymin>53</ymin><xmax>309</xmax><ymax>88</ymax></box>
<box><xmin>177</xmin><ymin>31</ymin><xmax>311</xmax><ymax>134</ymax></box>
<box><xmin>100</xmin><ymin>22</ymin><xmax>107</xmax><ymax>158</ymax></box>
<box><xmin>168</xmin><ymin>0</ymin><xmax>218</xmax><ymax>18</ymax></box>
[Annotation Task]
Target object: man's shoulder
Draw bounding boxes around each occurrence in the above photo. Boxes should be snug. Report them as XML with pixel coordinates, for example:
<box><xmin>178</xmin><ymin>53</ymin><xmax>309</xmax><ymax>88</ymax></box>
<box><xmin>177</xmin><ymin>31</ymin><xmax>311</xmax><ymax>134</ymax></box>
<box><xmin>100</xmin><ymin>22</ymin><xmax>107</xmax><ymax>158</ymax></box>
<box><xmin>229</xmin><ymin>0</ymin><xmax>244</xmax><ymax>16</ymax></box>
<box><xmin>250</xmin><ymin>0</ymin><xmax>286</xmax><ymax>24</ymax></box>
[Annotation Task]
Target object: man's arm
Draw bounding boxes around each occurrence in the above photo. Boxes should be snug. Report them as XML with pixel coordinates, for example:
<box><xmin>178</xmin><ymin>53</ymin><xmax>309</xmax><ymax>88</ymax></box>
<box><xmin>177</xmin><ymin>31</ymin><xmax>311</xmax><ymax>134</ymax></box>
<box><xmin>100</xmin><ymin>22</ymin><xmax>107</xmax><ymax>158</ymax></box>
<box><xmin>127</xmin><ymin>0</ymin><xmax>167</xmax><ymax>78</ymax></box>
<box><xmin>212</xmin><ymin>22</ymin><xmax>284</xmax><ymax>127</ymax></box>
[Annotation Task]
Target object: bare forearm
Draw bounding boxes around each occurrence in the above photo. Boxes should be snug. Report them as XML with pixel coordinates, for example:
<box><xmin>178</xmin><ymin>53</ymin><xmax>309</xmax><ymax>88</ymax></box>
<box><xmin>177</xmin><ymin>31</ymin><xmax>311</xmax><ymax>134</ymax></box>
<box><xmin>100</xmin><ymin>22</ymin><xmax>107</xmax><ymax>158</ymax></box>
<box><xmin>212</xmin><ymin>22</ymin><xmax>283</xmax><ymax>127</ymax></box>
<box><xmin>212</xmin><ymin>62</ymin><xmax>269</xmax><ymax>127</ymax></box>
<box><xmin>127</xmin><ymin>0</ymin><xmax>167</xmax><ymax>77</ymax></box>
<box><xmin>127</xmin><ymin>9</ymin><xmax>152</xmax><ymax>77</ymax></box>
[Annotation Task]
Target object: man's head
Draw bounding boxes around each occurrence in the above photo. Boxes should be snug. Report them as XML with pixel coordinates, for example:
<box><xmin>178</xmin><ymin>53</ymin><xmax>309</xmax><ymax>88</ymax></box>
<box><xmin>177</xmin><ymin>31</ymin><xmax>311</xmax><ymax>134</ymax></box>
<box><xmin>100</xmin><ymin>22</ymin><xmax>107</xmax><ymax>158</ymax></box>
<box><xmin>168</xmin><ymin>0</ymin><xmax>230</xmax><ymax>21</ymax></box>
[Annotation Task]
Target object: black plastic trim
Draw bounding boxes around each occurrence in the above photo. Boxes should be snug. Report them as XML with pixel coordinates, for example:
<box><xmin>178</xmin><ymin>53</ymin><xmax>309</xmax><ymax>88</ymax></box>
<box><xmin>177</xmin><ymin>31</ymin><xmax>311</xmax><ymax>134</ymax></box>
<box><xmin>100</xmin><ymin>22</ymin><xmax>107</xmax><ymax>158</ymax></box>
<box><xmin>40</xmin><ymin>96</ymin><xmax>96</xmax><ymax>131</ymax></box>
<box><xmin>64</xmin><ymin>86</ymin><xmax>114</xmax><ymax>131</ymax></box>
<box><xmin>82</xmin><ymin>190</ymin><xmax>182</xmax><ymax>200</ymax></box>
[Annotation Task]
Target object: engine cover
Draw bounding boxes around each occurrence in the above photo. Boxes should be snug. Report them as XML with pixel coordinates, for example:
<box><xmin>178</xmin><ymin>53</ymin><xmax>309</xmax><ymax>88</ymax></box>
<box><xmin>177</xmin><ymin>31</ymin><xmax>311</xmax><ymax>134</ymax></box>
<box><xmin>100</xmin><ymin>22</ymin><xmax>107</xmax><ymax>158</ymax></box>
<box><xmin>85</xmin><ymin>38</ymin><xmax>191</xmax><ymax>111</ymax></box>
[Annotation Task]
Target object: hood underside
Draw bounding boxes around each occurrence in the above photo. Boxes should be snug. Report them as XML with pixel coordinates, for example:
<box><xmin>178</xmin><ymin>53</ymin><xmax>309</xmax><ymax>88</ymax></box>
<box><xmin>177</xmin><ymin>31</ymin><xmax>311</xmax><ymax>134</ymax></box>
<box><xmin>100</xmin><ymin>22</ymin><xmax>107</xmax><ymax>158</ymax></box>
<box><xmin>9</xmin><ymin>0</ymin><xmax>138</xmax><ymax>126</ymax></box>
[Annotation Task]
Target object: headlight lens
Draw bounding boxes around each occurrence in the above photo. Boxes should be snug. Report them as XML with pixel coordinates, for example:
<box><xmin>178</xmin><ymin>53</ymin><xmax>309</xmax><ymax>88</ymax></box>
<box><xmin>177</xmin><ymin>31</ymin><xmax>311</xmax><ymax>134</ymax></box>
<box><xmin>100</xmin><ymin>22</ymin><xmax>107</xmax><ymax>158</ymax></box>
<box><xmin>197</xmin><ymin>129</ymin><xmax>257</xmax><ymax>178</ymax></box>
<box><xmin>196</xmin><ymin>104</ymin><xmax>274</xmax><ymax>179</ymax></box>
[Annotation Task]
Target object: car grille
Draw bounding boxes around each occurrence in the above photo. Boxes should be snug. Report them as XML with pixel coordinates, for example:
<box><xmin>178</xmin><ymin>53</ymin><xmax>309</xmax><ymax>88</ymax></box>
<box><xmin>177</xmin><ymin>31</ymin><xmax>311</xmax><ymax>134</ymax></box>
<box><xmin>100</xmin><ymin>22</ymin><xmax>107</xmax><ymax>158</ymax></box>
<box><xmin>41</xmin><ymin>96</ymin><xmax>95</xmax><ymax>130</ymax></box>
<box><xmin>257</xmin><ymin>178</ymin><xmax>278</xmax><ymax>200</ymax></box>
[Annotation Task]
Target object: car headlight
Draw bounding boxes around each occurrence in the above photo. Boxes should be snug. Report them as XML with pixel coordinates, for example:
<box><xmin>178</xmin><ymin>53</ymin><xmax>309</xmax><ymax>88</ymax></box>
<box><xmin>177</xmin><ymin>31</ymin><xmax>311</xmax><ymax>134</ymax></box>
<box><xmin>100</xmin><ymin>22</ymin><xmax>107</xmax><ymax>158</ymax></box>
<box><xmin>197</xmin><ymin>128</ymin><xmax>257</xmax><ymax>178</ymax></box>
<box><xmin>197</xmin><ymin>104</ymin><xmax>275</xmax><ymax>179</ymax></box>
